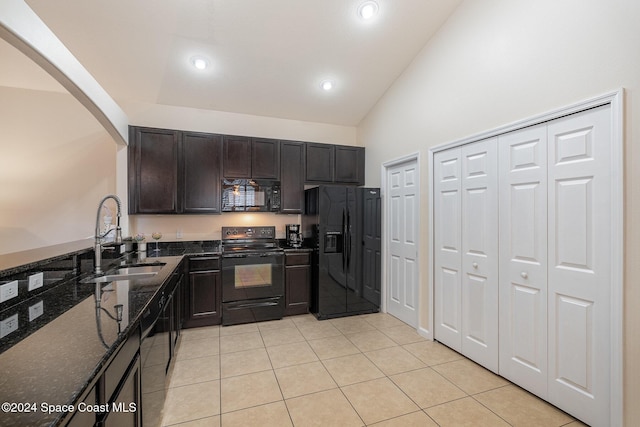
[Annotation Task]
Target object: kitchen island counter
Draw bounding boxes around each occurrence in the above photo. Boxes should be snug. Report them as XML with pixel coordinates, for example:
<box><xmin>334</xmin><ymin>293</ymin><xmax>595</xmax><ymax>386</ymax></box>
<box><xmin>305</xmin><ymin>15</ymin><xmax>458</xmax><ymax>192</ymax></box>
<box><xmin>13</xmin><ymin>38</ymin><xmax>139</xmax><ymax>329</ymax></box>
<box><xmin>0</xmin><ymin>254</ymin><xmax>182</xmax><ymax>427</ymax></box>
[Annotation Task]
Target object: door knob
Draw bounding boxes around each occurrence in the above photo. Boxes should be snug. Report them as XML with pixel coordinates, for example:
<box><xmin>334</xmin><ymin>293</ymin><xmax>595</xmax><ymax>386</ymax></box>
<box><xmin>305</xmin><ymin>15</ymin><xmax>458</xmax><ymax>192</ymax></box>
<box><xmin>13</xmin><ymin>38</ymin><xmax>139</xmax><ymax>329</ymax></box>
<box><xmin>521</xmin><ymin>272</ymin><xmax>528</xmax><ymax>279</ymax></box>
<box><xmin>472</xmin><ymin>262</ymin><xmax>478</xmax><ymax>269</ymax></box>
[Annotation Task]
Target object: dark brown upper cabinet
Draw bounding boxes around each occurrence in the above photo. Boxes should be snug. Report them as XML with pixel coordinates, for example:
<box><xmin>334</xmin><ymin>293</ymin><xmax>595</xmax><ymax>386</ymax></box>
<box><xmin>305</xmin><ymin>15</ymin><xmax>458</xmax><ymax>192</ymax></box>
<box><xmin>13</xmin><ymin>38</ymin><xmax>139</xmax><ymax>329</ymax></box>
<box><xmin>280</xmin><ymin>141</ymin><xmax>305</xmax><ymax>214</ymax></box>
<box><xmin>182</xmin><ymin>132</ymin><xmax>223</xmax><ymax>213</ymax></box>
<box><xmin>223</xmin><ymin>136</ymin><xmax>280</xmax><ymax>179</ymax></box>
<box><xmin>129</xmin><ymin>126</ymin><xmax>365</xmax><ymax>215</ymax></box>
<box><xmin>252</xmin><ymin>138</ymin><xmax>280</xmax><ymax>179</ymax></box>
<box><xmin>129</xmin><ymin>127</ymin><xmax>179</xmax><ymax>214</ymax></box>
<box><xmin>129</xmin><ymin>126</ymin><xmax>222</xmax><ymax>214</ymax></box>
<box><xmin>223</xmin><ymin>135</ymin><xmax>251</xmax><ymax>178</ymax></box>
<box><xmin>335</xmin><ymin>145</ymin><xmax>365</xmax><ymax>184</ymax></box>
<box><xmin>305</xmin><ymin>143</ymin><xmax>334</xmax><ymax>182</ymax></box>
<box><xmin>305</xmin><ymin>143</ymin><xmax>365</xmax><ymax>185</ymax></box>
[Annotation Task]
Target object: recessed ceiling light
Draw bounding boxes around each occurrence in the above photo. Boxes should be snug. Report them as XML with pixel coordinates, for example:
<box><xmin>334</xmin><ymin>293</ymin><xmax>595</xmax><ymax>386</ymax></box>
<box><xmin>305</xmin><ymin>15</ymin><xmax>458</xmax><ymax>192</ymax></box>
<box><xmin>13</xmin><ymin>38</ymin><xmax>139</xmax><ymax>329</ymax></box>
<box><xmin>190</xmin><ymin>56</ymin><xmax>209</xmax><ymax>70</ymax></box>
<box><xmin>358</xmin><ymin>1</ymin><xmax>379</xmax><ymax>20</ymax></box>
<box><xmin>320</xmin><ymin>80</ymin><xmax>334</xmax><ymax>91</ymax></box>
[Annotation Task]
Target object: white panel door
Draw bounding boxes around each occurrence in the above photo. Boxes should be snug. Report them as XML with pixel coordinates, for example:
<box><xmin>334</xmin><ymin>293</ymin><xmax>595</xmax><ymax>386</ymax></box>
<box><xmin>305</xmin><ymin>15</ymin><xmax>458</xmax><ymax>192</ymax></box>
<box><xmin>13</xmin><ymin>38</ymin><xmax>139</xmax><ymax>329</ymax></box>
<box><xmin>547</xmin><ymin>105</ymin><xmax>611</xmax><ymax>427</ymax></box>
<box><xmin>498</xmin><ymin>124</ymin><xmax>548</xmax><ymax>397</ymax></box>
<box><xmin>460</xmin><ymin>139</ymin><xmax>499</xmax><ymax>372</ymax></box>
<box><xmin>386</xmin><ymin>159</ymin><xmax>419</xmax><ymax>327</ymax></box>
<box><xmin>434</xmin><ymin>148</ymin><xmax>462</xmax><ymax>350</ymax></box>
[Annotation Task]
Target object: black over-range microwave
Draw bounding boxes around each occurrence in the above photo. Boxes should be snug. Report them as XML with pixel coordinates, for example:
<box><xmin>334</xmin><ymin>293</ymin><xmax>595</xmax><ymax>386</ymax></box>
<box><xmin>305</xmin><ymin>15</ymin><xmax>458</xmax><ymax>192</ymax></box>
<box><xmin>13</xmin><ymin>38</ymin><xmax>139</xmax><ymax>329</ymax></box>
<box><xmin>221</xmin><ymin>179</ymin><xmax>281</xmax><ymax>212</ymax></box>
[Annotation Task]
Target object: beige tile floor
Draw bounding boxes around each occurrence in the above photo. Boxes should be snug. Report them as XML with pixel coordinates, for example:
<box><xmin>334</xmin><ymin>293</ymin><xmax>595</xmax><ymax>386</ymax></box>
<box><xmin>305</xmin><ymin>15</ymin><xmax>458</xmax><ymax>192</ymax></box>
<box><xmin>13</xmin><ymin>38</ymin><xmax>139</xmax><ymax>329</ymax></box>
<box><xmin>162</xmin><ymin>313</ymin><xmax>588</xmax><ymax>427</ymax></box>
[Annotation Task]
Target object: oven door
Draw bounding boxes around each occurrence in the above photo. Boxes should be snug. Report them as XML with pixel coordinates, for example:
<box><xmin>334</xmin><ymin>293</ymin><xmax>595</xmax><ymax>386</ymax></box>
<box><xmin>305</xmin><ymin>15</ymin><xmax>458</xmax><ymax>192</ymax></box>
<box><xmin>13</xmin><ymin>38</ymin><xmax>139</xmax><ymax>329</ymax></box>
<box><xmin>221</xmin><ymin>251</ymin><xmax>284</xmax><ymax>302</ymax></box>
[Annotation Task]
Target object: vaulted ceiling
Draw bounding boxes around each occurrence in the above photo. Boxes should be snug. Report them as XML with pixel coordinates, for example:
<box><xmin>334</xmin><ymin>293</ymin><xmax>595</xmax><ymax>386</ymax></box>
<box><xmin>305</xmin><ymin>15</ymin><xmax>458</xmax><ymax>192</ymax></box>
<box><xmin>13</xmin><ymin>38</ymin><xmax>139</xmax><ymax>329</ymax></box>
<box><xmin>7</xmin><ymin>0</ymin><xmax>461</xmax><ymax>126</ymax></box>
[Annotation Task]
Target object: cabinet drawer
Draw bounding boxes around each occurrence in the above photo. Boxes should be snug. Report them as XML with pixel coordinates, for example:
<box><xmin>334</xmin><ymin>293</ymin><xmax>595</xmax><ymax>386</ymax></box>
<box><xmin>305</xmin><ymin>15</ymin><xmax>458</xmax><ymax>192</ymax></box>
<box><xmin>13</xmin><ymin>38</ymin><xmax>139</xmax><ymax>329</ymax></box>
<box><xmin>189</xmin><ymin>256</ymin><xmax>220</xmax><ymax>271</ymax></box>
<box><xmin>286</xmin><ymin>253</ymin><xmax>310</xmax><ymax>266</ymax></box>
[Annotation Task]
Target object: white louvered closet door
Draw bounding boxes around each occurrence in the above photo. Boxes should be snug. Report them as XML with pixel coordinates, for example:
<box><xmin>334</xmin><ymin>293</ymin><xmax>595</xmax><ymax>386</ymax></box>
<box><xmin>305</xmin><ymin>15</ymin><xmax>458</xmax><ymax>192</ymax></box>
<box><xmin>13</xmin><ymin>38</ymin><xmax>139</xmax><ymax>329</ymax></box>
<box><xmin>434</xmin><ymin>148</ymin><xmax>462</xmax><ymax>351</ymax></box>
<box><xmin>546</xmin><ymin>105</ymin><xmax>611</xmax><ymax>427</ymax></box>
<box><xmin>498</xmin><ymin>124</ymin><xmax>549</xmax><ymax>398</ymax></box>
<box><xmin>460</xmin><ymin>139</ymin><xmax>499</xmax><ymax>373</ymax></box>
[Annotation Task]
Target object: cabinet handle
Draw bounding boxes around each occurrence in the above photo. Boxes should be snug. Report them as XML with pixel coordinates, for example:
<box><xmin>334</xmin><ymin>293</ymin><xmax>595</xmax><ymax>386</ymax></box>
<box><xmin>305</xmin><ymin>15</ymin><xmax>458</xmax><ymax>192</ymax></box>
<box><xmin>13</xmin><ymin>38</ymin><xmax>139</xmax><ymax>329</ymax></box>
<box><xmin>521</xmin><ymin>272</ymin><xmax>528</xmax><ymax>279</ymax></box>
<box><xmin>472</xmin><ymin>262</ymin><xmax>478</xmax><ymax>269</ymax></box>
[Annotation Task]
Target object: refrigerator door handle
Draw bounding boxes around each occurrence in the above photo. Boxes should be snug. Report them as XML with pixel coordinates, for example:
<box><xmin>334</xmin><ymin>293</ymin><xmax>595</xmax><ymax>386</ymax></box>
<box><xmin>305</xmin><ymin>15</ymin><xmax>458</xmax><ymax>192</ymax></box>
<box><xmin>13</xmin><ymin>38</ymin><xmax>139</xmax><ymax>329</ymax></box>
<box><xmin>342</xmin><ymin>208</ymin><xmax>347</xmax><ymax>271</ymax></box>
<box><xmin>346</xmin><ymin>210</ymin><xmax>352</xmax><ymax>269</ymax></box>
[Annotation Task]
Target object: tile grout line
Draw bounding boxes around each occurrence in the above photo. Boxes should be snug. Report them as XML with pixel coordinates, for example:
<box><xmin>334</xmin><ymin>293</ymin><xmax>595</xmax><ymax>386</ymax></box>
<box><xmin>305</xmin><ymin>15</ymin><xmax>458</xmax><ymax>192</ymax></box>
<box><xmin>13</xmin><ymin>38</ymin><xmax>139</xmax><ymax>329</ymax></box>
<box><xmin>258</xmin><ymin>325</ymin><xmax>292</xmax><ymax>426</ymax></box>
<box><xmin>317</xmin><ymin>320</ymin><xmax>369</xmax><ymax>427</ymax></box>
<box><xmin>165</xmin><ymin>314</ymin><xmax>578</xmax><ymax>427</ymax></box>
<box><xmin>218</xmin><ymin>326</ymin><xmax>222</xmax><ymax>423</ymax></box>
<box><xmin>468</xmin><ymin>392</ymin><xmax>516</xmax><ymax>427</ymax></box>
<box><xmin>358</xmin><ymin>317</ymin><xmax>452</xmax><ymax>425</ymax></box>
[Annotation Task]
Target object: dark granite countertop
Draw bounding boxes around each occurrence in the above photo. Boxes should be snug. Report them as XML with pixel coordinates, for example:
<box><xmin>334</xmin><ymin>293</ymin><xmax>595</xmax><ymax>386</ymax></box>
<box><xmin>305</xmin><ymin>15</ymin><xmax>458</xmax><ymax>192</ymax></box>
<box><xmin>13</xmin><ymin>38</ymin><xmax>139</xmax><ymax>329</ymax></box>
<box><xmin>141</xmin><ymin>240</ymin><xmax>221</xmax><ymax>258</ymax></box>
<box><xmin>0</xmin><ymin>253</ymin><xmax>182</xmax><ymax>427</ymax></box>
<box><xmin>282</xmin><ymin>247</ymin><xmax>314</xmax><ymax>253</ymax></box>
<box><xmin>0</xmin><ymin>238</ymin><xmax>312</xmax><ymax>426</ymax></box>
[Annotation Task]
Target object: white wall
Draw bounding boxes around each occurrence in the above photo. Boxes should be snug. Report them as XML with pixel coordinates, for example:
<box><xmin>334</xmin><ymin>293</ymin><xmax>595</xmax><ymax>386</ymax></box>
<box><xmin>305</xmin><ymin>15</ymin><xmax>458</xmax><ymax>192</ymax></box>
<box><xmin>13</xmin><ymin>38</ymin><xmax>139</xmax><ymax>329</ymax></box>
<box><xmin>0</xmin><ymin>0</ymin><xmax>128</xmax><ymax>145</ymax></box>
<box><xmin>122</xmin><ymin>101</ymin><xmax>358</xmax><ymax>146</ymax></box>
<box><xmin>358</xmin><ymin>0</ymin><xmax>639</xmax><ymax>423</ymax></box>
<box><xmin>0</xmin><ymin>86</ymin><xmax>359</xmax><ymax>258</ymax></box>
<box><xmin>0</xmin><ymin>86</ymin><xmax>115</xmax><ymax>255</ymax></box>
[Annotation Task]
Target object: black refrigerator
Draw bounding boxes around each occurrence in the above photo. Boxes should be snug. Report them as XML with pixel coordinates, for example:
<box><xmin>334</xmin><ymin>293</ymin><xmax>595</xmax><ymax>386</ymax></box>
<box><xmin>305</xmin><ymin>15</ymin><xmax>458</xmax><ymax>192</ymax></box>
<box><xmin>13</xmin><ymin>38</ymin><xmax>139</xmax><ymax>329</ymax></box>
<box><xmin>302</xmin><ymin>185</ymin><xmax>381</xmax><ymax>320</ymax></box>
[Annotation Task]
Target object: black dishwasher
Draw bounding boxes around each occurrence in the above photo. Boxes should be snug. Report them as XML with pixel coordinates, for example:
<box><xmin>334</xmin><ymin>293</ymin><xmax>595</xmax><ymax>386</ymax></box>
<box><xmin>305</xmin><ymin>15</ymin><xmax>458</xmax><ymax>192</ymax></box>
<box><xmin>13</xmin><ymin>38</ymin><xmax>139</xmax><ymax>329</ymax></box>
<box><xmin>139</xmin><ymin>287</ymin><xmax>166</xmax><ymax>427</ymax></box>
<box><xmin>139</xmin><ymin>285</ymin><xmax>171</xmax><ymax>427</ymax></box>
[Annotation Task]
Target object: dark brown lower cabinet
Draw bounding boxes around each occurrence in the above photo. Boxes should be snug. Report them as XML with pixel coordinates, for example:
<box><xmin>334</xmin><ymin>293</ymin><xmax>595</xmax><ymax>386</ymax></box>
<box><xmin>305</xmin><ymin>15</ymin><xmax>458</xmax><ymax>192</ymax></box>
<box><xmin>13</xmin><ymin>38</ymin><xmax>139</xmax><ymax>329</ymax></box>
<box><xmin>103</xmin><ymin>355</ymin><xmax>141</xmax><ymax>427</ymax></box>
<box><xmin>183</xmin><ymin>257</ymin><xmax>222</xmax><ymax>327</ymax></box>
<box><xmin>284</xmin><ymin>252</ymin><xmax>311</xmax><ymax>316</ymax></box>
<box><xmin>66</xmin><ymin>386</ymin><xmax>97</xmax><ymax>427</ymax></box>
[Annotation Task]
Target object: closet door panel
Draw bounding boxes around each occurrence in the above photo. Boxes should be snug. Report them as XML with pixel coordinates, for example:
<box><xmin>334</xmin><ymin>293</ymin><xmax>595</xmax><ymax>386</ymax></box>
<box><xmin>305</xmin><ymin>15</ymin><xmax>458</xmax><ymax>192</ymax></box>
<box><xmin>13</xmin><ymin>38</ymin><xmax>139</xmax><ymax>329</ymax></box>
<box><xmin>461</xmin><ymin>139</ymin><xmax>499</xmax><ymax>372</ymax></box>
<box><xmin>434</xmin><ymin>148</ymin><xmax>462</xmax><ymax>351</ymax></box>
<box><xmin>547</xmin><ymin>105</ymin><xmax>611</xmax><ymax>427</ymax></box>
<box><xmin>498</xmin><ymin>125</ymin><xmax>548</xmax><ymax>397</ymax></box>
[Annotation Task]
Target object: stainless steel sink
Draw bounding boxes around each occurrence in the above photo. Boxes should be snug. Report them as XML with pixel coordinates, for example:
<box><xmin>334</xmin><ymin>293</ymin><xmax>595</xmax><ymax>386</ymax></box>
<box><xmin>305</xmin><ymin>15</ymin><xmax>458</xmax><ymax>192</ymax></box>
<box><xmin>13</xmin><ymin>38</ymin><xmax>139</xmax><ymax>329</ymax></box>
<box><xmin>81</xmin><ymin>263</ymin><xmax>165</xmax><ymax>283</ymax></box>
<box><xmin>115</xmin><ymin>265</ymin><xmax>164</xmax><ymax>275</ymax></box>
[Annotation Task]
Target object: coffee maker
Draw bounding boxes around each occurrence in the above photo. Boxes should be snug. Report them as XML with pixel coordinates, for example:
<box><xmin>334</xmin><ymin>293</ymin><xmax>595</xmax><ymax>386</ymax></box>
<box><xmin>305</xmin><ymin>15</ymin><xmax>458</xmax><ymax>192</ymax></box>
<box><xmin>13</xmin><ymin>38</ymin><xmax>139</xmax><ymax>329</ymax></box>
<box><xmin>285</xmin><ymin>224</ymin><xmax>303</xmax><ymax>248</ymax></box>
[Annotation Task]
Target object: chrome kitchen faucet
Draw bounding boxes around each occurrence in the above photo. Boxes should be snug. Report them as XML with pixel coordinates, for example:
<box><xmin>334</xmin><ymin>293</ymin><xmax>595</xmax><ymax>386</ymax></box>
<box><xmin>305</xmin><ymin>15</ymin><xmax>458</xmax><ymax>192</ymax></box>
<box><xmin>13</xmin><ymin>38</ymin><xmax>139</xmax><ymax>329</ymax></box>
<box><xmin>94</xmin><ymin>195</ymin><xmax>123</xmax><ymax>275</ymax></box>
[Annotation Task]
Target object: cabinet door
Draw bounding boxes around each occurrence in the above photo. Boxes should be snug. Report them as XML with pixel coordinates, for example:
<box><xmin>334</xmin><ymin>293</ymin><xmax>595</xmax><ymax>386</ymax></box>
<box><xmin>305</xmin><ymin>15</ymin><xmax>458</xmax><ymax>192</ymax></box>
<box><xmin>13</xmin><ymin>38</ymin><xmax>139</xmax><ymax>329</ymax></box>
<box><xmin>280</xmin><ymin>141</ymin><xmax>305</xmax><ymax>213</ymax></box>
<box><xmin>252</xmin><ymin>138</ymin><xmax>280</xmax><ymax>179</ymax></box>
<box><xmin>498</xmin><ymin>124</ymin><xmax>548</xmax><ymax>396</ymax></box>
<box><xmin>172</xmin><ymin>276</ymin><xmax>182</xmax><ymax>342</ymax></box>
<box><xmin>129</xmin><ymin>127</ymin><xmax>179</xmax><ymax>214</ymax></box>
<box><xmin>185</xmin><ymin>270</ymin><xmax>221</xmax><ymax>327</ymax></box>
<box><xmin>182</xmin><ymin>132</ymin><xmax>222</xmax><ymax>213</ymax></box>
<box><xmin>460</xmin><ymin>139</ymin><xmax>498</xmax><ymax>372</ymax></box>
<box><xmin>335</xmin><ymin>146</ymin><xmax>364</xmax><ymax>184</ymax></box>
<box><xmin>285</xmin><ymin>265</ymin><xmax>310</xmax><ymax>316</ymax></box>
<box><xmin>103</xmin><ymin>356</ymin><xmax>141</xmax><ymax>427</ymax></box>
<box><xmin>223</xmin><ymin>135</ymin><xmax>251</xmax><ymax>178</ymax></box>
<box><xmin>305</xmin><ymin>143</ymin><xmax>334</xmax><ymax>182</ymax></box>
<box><xmin>434</xmin><ymin>148</ymin><xmax>462</xmax><ymax>352</ymax></box>
<box><xmin>67</xmin><ymin>386</ymin><xmax>97</xmax><ymax>427</ymax></box>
